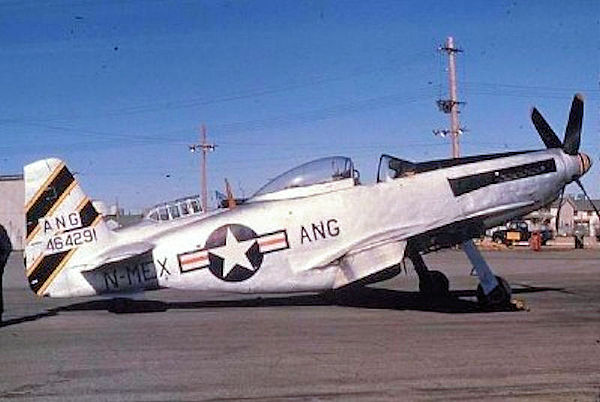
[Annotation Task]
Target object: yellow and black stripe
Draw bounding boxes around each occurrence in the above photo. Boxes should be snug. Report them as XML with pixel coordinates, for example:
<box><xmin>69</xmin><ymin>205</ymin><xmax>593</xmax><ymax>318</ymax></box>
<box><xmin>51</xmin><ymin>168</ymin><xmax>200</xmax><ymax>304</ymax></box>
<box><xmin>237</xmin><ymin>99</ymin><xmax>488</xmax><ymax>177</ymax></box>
<box><xmin>27</xmin><ymin>199</ymin><xmax>100</xmax><ymax>295</ymax></box>
<box><xmin>79</xmin><ymin>198</ymin><xmax>100</xmax><ymax>227</ymax></box>
<box><xmin>28</xmin><ymin>250</ymin><xmax>74</xmax><ymax>294</ymax></box>
<box><xmin>25</xmin><ymin>164</ymin><xmax>75</xmax><ymax>240</ymax></box>
<box><xmin>25</xmin><ymin>193</ymin><xmax>92</xmax><ymax>280</ymax></box>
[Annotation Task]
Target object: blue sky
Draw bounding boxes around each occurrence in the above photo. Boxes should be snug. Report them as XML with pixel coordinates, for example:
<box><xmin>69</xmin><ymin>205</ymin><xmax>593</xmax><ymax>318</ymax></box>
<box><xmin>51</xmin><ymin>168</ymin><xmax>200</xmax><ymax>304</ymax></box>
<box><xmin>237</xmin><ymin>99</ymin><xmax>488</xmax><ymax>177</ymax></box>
<box><xmin>1</xmin><ymin>0</ymin><xmax>598</xmax><ymax>211</ymax></box>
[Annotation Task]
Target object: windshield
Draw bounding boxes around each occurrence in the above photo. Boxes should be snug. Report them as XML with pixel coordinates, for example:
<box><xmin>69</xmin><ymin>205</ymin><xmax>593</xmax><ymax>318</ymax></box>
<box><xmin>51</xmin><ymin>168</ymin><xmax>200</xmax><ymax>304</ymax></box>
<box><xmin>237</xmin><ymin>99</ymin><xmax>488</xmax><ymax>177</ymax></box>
<box><xmin>253</xmin><ymin>156</ymin><xmax>354</xmax><ymax>198</ymax></box>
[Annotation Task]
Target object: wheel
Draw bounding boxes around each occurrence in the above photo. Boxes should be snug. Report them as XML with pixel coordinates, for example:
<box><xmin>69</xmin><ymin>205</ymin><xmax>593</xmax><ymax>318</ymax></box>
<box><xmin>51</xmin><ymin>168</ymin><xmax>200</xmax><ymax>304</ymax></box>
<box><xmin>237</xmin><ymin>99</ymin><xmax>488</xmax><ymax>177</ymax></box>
<box><xmin>476</xmin><ymin>276</ymin><xmax>511</xmax><ymax>307</ymax></box>
<box><xmin>419</xmin><ymin>270</ymin><xmax>450</xmax><ymax>297</ymax></box>
<box><xmin>494</xmin><ymin>236</ymin><xmax>503</xmax><ymax>244</ymax></box>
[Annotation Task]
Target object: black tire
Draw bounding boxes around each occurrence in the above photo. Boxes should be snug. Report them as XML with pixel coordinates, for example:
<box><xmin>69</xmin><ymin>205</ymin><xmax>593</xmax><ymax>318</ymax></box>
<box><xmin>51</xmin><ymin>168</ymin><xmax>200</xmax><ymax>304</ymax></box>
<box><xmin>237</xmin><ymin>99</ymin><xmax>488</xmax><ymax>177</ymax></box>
<box><xmin>419</xmin><ymin>270</ymin><xmax>450</xmax><ymax>297</ymax></box>
<box><xmin>476</xmin><ymin>276</ymin><xmax>511</xmax><ymax>307</ymax></box>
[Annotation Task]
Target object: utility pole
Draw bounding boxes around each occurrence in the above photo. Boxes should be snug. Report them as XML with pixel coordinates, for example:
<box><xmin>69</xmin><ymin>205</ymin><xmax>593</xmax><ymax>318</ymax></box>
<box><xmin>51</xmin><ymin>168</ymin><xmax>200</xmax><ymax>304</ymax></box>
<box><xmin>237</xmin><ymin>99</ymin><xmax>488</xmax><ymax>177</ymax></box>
<box><xmin>189</xmin><ymin>124</ymin><xmax>217</xmax><ymax>212</ymax></box>
<box><xmin>434</xmin><ymin>36</ymin><xmax>465</xmax><ymax>158</ymax></box>
<box><xmin>434</xmin><ymin>38</ymin><xmax>493</xmax><ymax>284</ymax></box>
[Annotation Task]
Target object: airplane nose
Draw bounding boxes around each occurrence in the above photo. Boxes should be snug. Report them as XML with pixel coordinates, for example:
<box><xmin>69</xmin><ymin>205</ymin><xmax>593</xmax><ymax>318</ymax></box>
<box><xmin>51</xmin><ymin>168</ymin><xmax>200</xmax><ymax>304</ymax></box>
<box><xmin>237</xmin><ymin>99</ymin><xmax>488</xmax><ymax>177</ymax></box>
<box><xmin>577</xmin><ymin>152</ymin><xmax>592</xmax><ymax>176</ymax></box>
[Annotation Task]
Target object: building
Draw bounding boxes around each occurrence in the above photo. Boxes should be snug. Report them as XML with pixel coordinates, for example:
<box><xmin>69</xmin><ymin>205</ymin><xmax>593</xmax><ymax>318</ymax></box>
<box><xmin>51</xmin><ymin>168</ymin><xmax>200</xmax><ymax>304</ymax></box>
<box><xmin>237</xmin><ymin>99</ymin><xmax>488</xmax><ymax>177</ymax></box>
<box><xmin>0</xmin><ymin>174</ymin><xmax>25</xmax><ymax>250</ymax></box>
<box><xmin>570</xmin><ymin>198</ymin><xmax>600</xmax><ymax>237</ymax></box>
<box><xmin>547</xmin><ymin>197</ymin><xmax>577</xmax><ymax>236</ymax></box>
<box><xmin>521</xmin><ymin>195</ymin><xmax>600</xmax><ymax>237</ymax></box>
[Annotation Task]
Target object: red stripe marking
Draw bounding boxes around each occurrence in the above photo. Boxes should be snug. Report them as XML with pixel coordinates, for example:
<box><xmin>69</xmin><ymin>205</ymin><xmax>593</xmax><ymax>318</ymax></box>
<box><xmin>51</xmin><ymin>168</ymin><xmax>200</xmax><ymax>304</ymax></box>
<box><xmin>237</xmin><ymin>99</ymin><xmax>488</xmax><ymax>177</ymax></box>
<box><xmin>258</xmin><ymin>237</ymin><xmax>285</xmax><ymax>247</ymax></box>
<box><xmin>181</xmin><ymin>254</ymin><xmax>208</xmax><ymax>265</ymax></box>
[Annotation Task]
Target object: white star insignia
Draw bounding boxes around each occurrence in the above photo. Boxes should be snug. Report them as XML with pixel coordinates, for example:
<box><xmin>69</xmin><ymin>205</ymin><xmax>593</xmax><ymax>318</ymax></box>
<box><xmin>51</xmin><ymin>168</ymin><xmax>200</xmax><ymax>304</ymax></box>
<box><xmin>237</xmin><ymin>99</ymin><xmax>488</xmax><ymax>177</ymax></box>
<box><xmin>209</xmin><ymin>227</ymin><xmax>256</xmax><ymax>278</ymax></box>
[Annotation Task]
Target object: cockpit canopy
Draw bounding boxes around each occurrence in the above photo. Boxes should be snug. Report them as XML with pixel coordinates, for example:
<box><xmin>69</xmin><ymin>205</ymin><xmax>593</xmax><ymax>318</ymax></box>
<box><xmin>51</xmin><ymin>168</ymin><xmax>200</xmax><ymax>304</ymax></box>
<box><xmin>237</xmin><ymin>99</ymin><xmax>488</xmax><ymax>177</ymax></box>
<box><xmin>145</xmin><ymin>195</ymin><xmax>203</xmax><ymax>222</ymax></box>
<box><xmin>377</xmin><ymin>155</ymin><xmax>418</xmax><ymax>182</ymax></box>
<box><xmin>251</xmin><ymin>156</ymin><xmax>355</xmax><ymax>200</ymax></box>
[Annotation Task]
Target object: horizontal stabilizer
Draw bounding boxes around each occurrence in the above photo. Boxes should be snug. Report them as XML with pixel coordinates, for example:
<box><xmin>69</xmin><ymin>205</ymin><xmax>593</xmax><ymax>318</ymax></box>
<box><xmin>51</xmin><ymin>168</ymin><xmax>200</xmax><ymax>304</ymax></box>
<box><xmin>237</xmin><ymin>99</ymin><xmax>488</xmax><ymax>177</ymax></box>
<box><xmin>81</xmin><ymin>241</ymin><xmax>155</xmax><ymax>271</ymax></box>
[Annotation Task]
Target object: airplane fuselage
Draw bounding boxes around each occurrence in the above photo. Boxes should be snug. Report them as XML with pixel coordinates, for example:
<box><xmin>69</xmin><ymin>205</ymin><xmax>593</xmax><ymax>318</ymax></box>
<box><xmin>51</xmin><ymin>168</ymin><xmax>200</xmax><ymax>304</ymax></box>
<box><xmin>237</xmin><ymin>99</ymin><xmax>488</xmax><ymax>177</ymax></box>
<box><xmin>63</xmin><ymin>148</ymin><xmax>580</xmax><ymax>298</ymax></box>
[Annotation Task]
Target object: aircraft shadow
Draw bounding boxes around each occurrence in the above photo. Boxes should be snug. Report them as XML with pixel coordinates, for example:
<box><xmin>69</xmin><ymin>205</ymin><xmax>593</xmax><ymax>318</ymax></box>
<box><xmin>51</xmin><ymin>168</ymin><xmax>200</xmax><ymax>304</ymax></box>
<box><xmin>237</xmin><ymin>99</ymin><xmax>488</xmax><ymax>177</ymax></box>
<box><xmin>0</xmin><ymin>284</ymin><xmax>564</xmax><ymax>328</ymax></box>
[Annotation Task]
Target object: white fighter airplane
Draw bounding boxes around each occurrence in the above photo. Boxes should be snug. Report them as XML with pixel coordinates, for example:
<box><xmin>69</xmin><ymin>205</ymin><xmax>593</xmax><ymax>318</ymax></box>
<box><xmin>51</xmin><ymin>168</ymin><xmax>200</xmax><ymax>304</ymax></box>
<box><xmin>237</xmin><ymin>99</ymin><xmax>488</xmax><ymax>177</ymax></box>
<box><xmin>23</xmin><ymin>94</ymin><xmax>594</xmax><ymax>308</ymax></box>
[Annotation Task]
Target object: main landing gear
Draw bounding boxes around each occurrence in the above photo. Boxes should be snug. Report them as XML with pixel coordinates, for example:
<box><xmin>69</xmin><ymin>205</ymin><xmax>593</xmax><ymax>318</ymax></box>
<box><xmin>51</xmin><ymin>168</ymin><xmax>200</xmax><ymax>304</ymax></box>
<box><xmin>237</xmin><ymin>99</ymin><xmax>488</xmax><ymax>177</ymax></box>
<box><xmin>462</xmin><ymin>240</ymin><xmax>511</xmax><ymax>308</ymax></box>
<box><xmin>476</xmin><ymin>276</ymin><xmax>511</xmax><ymax>307</ymax></box>
<box><xmin>406</xmin><ymin>246</ymin><xmax>449</xmax><ymax>298</ymax></box>
<box><xmin>406</xmin><ymin>240</ymin><xmax>512</xmax><ymax>308</ymax></box>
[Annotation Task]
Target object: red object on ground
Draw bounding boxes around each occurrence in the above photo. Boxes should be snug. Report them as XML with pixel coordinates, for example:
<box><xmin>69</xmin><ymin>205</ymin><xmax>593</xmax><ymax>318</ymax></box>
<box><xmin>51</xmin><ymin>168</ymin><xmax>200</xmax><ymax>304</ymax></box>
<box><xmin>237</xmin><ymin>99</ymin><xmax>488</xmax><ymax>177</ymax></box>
<box><xmin>530</xmin><ymin>231</ymin><xmax>542</xmax><ymax>251</ymax></box>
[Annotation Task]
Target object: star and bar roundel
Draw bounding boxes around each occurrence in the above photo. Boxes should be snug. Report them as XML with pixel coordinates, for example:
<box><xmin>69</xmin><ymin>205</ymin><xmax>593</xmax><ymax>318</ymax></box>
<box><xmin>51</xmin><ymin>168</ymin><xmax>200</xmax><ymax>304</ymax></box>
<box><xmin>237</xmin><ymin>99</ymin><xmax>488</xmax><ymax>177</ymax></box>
<box><xmin>177</xmin><ymin>224</ymin><xmax>289</xmax><ymax>282</ymax></box>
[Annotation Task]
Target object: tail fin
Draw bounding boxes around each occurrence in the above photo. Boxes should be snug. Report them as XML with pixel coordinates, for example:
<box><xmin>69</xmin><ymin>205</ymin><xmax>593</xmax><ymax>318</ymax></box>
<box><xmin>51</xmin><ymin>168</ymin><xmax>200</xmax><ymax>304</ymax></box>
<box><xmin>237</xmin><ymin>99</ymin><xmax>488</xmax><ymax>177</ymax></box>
<box><xmin>24</xmin><ymin>158</ymin><xmax>111</xmax><ymax>296</ymax></box>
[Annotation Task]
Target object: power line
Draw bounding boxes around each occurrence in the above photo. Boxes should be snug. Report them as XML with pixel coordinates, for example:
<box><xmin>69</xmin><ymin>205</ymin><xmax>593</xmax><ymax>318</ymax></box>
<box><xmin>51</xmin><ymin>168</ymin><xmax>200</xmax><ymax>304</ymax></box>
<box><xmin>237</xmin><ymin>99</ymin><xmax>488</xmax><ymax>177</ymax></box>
<box><xmin>0</xmin><ymin>50</ymin><xmax>433</xmax><ymax>125</ymax></box>
<box><xmin>464</xmin><ymin>81</ymin><xmax>600</xmax><ymax>93</ymax></box>
<box><xmin>1</xmin><ymin>89</ymin><xmax>436</xmax><ymax>148</ymax></box>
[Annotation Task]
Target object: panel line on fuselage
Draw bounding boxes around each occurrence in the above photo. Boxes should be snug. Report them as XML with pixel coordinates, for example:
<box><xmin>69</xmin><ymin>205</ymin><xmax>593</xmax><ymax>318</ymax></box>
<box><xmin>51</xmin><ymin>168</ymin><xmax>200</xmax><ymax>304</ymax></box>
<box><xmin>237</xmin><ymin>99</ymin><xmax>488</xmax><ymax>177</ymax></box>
<box><xmin>448</xmin><ymin>158</ymin><xmax>557</xmax><ymax>196</ymax></box>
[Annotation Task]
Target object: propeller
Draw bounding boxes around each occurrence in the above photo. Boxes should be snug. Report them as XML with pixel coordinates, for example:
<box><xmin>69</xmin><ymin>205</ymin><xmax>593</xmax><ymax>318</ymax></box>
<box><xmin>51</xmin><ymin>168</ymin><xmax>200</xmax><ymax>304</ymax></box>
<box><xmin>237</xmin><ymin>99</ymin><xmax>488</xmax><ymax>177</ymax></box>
<box><xmin>531</xmin><ymin>93</ymin><xmax>598</xmax><ymax>235</ymax></box>
<box><xmin>563</xmin><ymin>94</ymin><xmax>584</xmax><ymax>155</ymax></box>
<box><xmin>531</xmin><ymin>107</ymin><xmax>562</xmax><ymax>149</ymax></box>
<box><xmin>531</xmin><ymin>93</ymin><xmax>584</xmax><ymax>154</ymax></box>
<box><xmin>575</xmin><ymin>179</ymin><xmax>600</xmax><ymax>221</ymax></box>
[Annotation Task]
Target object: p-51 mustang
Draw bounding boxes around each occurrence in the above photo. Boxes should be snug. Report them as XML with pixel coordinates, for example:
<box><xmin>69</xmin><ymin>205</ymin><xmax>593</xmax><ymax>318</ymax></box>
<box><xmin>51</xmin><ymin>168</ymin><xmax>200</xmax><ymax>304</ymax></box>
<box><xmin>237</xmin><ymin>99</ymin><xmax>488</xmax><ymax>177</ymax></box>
<box><xmin>24</xmin><ymin>94</ymin><xmax>593</xmax><ymax>308</ymax></box>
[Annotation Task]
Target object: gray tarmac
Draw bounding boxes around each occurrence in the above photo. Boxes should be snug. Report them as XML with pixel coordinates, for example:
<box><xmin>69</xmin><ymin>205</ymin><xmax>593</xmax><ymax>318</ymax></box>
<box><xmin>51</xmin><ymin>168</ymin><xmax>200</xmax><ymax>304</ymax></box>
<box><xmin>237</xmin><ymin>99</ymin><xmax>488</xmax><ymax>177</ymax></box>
<box><xmin>1</xmin><ymin>249</ymin><xmax>600</xmax><ymax>401</ymax></box>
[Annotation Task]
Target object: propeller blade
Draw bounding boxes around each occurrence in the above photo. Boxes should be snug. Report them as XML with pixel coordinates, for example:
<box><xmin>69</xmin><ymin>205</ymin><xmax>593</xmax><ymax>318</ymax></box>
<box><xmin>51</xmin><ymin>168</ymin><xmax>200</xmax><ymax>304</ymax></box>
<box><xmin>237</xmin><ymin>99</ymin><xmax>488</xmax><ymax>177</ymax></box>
<box><xmin>531</xmin><ymin>107</ymin><xmax>562</xmax><ymax>149</ymax></box>
<box><xmin>563</xmin><ymin>93</ymin><xmax>584</xmax><ymax>155</ymax></box>
<box><xmin>575</xmin><ymin>179</ymin><xmax>600</xmax><ymax>221</ymax></box>
<box><xmin>555</xmin><ymin>187</ymin><xmax>565</xmax><ymax>233</ymax></box>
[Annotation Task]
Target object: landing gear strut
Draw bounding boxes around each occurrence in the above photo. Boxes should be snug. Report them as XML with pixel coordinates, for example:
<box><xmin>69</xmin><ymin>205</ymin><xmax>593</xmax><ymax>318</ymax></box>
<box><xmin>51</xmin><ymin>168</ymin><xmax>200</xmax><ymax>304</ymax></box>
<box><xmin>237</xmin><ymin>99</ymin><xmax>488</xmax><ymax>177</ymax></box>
<box><xmin>462</xmin><ymin>240</ymin><xmax>512</xmax><ymax>308</ymax></box>
<box><xmin>406</xmin><ymin>246</ymin><xmax>449</xmax><ymax>297</ymax></box>
<box><xmin>407</xmin><ymin>240</ymin><xmax>512</xmax><ymax>308</ymax></box>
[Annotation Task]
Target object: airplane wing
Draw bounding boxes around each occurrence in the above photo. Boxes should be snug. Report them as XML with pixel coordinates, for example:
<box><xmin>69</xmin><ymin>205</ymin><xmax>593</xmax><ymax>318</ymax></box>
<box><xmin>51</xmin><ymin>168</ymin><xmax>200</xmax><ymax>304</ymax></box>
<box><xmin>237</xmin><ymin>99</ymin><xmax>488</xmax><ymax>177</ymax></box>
<box><xmin>291</xmin><ymin>230</ymin><xmax>408</xmax><ymax>289</ymax></box>
<box><xmin>333</xmin><ymin>239</ymin><xmax>407</xmax><ymax>288</ymax></box>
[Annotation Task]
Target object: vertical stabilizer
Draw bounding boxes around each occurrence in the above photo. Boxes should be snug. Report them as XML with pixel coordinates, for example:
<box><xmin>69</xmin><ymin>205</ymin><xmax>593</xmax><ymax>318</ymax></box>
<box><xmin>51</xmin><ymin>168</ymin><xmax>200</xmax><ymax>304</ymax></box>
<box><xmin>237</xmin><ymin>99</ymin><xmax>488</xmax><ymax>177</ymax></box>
<box><xmin>24</xmin><ymin>158</ymin><xmax>111</xmax><ymax>296</ymax></box>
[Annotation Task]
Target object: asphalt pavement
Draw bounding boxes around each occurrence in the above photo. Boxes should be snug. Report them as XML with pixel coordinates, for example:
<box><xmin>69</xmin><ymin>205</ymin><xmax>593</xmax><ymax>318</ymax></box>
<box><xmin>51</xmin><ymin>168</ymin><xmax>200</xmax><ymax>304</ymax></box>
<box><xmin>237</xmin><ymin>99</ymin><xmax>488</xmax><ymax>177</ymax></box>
<box><xmin>1</xmin><ymin>249</ymin><xmax>599</xmax><ymax>401</ymax></box>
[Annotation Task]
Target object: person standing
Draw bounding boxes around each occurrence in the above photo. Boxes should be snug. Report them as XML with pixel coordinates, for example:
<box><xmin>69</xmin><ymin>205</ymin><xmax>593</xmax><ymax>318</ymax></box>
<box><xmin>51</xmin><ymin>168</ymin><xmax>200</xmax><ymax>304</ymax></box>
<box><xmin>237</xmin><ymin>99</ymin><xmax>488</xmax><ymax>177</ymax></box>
<box><xmin>0</xmin><ymin>225</ymin><xmax>12</xmax><ymax>323</ymax></box>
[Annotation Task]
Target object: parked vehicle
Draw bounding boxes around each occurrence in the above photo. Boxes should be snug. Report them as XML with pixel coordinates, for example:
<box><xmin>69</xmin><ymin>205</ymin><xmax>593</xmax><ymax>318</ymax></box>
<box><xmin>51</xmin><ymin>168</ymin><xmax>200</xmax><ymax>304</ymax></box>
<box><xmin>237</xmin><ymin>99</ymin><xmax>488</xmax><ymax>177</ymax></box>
<box><xmin>492</xmin><ymin>221</ymin><xmax>554</xmax><ymax>246</ymax></box>
<box><xmin>539</xmin><ymin>225</ymin><xmax>553</xmax><ymax>245</ymax></box>
<box><xmin>492</xmin><ymin>221</ymin><xmax>530</xmax><ymax>245</ymax></box>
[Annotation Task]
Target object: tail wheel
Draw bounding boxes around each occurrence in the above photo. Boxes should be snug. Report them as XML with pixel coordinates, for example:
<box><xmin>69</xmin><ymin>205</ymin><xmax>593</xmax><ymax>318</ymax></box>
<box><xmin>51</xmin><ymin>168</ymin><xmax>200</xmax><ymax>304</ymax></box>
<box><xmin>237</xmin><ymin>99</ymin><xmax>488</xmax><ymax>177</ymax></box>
<box><xmin>476</xmin><ymin>276</ymin><xmax>511</xmax><ymax>307</ymax></box>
